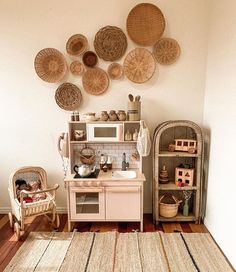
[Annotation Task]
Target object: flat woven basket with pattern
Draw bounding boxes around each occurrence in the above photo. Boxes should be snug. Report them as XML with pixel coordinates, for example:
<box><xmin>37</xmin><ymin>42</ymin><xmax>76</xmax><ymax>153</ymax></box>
<box><xmin>34</xmin><ymin>48</ymin><xmax>67</xmax><ymax>83</ymax></box>
<box><xmin>55</xmin><ymin>83</ymin><xmax>82</xmax><ymax>111</ymax></box>
<box><xmin>153</xmin><ymin>38</ymin><xmax>181</xmax><ymax>65</ymax></box>
<box><xmin>94</xmin><ymin>26</ymin><xmax>127</xmax><ymax>61</ymax></box>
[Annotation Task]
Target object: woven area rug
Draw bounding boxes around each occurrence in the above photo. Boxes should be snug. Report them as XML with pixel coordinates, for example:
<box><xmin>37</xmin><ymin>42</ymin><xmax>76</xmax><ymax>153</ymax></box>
<box><xmin>4</xmin><ymin>232</ymin><xmax>234</xmax><ymax>272</ymax></box>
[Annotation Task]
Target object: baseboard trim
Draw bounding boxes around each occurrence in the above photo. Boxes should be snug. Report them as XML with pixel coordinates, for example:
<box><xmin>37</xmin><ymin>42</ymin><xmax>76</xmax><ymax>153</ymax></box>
<box><xmin>0</xmin><ymin>207</ymin><xmax>67</xmax><ymax>214</ymax></box>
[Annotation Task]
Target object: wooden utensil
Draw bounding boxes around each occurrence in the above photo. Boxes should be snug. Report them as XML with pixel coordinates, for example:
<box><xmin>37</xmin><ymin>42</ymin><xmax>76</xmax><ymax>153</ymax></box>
<box><xmin>135</xmin><ymin>95</ymin><xmax>141</xmax><ymax>101</ymax></box>
<box><xmin>128</xmin><ymin>94</ymin><xmax>134</xmax><ymax>101</ymax></box>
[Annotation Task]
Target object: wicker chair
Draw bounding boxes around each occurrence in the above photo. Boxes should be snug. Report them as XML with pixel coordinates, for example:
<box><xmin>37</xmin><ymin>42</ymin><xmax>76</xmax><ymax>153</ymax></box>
<box><xmin>8</xmin><ymin>166</ymin><xmax>60</xmax><ymax>240</ymax></box>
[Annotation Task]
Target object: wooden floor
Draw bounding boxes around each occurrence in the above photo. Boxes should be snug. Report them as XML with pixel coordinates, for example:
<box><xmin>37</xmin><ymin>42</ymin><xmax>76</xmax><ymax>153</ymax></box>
<box><xmin>0</xmin><ymin>213</ymin><xmax>208</xmax><ymax>271</ymax></box>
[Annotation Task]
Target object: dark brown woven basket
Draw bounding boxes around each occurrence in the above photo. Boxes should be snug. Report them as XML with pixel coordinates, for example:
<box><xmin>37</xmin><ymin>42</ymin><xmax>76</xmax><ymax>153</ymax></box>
<box><xmin>94</xmin><ymin>26</ymin><xmax>127</xmax><ymax>61</ymax></box>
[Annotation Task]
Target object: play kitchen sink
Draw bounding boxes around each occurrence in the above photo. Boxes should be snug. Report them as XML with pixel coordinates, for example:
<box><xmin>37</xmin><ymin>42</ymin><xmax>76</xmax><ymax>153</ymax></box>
<box><xmin>112</xmin><ymin>170</ymin><xmax>136</xmax><ymax>179</ymax></box>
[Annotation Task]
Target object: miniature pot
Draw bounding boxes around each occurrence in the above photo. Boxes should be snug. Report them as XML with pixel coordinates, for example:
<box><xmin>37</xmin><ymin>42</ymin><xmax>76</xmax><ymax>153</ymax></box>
<box><xmin>117</xmin><ymin>110</ymin><xmax>127</xmax><ymax>121</ymax></box>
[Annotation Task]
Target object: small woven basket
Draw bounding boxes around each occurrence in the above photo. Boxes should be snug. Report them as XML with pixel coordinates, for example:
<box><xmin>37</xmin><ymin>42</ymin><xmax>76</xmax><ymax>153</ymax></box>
<box><xmin>159</xmin><ymin>194</ymin><xmax>182</xmax><ymax>218</ymax></box>
<box><xmin>79</xmin><ymin>147</ymin><xmax>96</xmax><ymax>165</ymax></box>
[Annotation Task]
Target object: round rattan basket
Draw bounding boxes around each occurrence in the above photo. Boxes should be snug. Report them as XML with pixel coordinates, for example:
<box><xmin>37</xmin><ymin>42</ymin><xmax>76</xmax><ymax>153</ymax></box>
<box><xmin>70</xmin><ymin>61</ymin><xmax>85</xmax><ymax>76</ymax></box>
<box><xmin>94</xmin><ymin>26</ymin><xmax>127</xmax><ymax>61</ymax></box>
<box><xmin>82</xmin><ymin>51</ymin><xmax>98</xmax><ymax>68</ymax></box>
<box><xmin>153</xmin><ymin>38</ymin><xmax>181</xmax><ymax>65</ymax></box>
<box><xmin>82</xmin><ymin>67</ymin><xmax>109</xmax><ymax>95</ymax></box>
<box><xmin>107</xmin><ymin>63</ymin><xmax>123</xmax><ymax>80</ymax></box>
<box><xmin>159</xmin><ymin>194</ymin><xmax>182</xmax><ymax>218</ymax></box>
<box><xmin>126</xmin><ymin>3</ymin><xmax>165</xmax><ymax>46</ymax></box>
<box><xmin>34</xmin><ymin>48</ymin><xmax>67</xmax><ymax>83</ymax></box>
<box><xmin>66</xmin><ymin>34</ymin><xmax>88</xmax><ymax>56</ymax></box>
<box><xmin>79</xmin><ymin>147</ymin><xmax>96</xmax><ymax>165</ymax></box>
<box><xmin>55</xmin><ymin>82</ymin><xmax>82</xmax><ymax>111</ymax></box>
<box><xmin>123</xmin><ymin>48</ymin><xmax>156</xmax><ymax>83</ymax></box>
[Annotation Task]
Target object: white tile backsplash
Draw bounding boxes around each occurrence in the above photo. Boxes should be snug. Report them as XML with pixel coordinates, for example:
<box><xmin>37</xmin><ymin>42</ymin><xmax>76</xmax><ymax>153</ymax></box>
<box><xmin>73</xmin><ymin>143</ymin><xmax>140</xmax><ymax>169</ymax></box>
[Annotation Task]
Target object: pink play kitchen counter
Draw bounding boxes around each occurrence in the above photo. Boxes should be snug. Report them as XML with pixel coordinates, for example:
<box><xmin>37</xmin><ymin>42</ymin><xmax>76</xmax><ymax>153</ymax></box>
<box><xmin>64</xmin><ymin>170</ymin><xmax>146</xmax><ymax>231</ymax></box>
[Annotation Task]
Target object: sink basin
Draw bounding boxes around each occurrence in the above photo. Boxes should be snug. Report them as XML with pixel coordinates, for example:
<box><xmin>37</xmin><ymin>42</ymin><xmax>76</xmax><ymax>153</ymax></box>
<box><xmin>112</xmin><ymin>170</ymin><xmax>136</xmax><ymax>179</ymax></box>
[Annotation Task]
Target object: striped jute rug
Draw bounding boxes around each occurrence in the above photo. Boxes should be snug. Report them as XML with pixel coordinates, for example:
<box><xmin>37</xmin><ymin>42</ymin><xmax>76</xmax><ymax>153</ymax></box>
<box><xmin>4</xmin><ymin>232</ymin><xmax>234</xmax><ymax>272</ymax></box>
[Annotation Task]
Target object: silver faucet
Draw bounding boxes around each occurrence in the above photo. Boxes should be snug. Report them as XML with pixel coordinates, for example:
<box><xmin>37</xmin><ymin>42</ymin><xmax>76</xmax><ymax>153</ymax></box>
<box><xmin>121</xmin><ymin>153</ymin><xmax>129</xmax><ymax>171</ymax></box>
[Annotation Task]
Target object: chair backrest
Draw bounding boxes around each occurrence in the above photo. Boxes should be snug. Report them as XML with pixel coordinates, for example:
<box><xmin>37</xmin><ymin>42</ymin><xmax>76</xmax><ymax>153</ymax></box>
<box><xmin>9</xmin><ymin>166</ymin><xmax>48</xmax><ymax>199</ymax></box>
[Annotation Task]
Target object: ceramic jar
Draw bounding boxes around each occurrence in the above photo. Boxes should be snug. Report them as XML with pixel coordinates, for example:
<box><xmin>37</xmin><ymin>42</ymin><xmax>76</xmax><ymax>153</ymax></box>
<box><xmin>100</xmin><ymin>111</ymin><xmax>109</xmax><ymax>121</ymax></box>
<box><xmin>125</xmin><ymin>129</ymin><xmax>132</xmax><ymax>141</ymax></box>
<box><xmin>132</xmin><ymin>129</ymin><xmax>139</xmax><ymax>141</ymax></box>
<box><xmin>117</xmin><ymin>110</ymin><xmax>127</xmax><ymax>121</ymax></box>
<box><xmin>84</xmin><ymin>112</ymin><xmax>96</xmax><ymax>121</ymax></box>
<box><xmin>109</xmin><ymin>110</ymin><xmax>118</xmax><ymax>121</ymax></box>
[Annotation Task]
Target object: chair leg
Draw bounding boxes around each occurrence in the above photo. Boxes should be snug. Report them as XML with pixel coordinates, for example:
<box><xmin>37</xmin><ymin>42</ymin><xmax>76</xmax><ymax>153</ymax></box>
<box><xmin>55</xmin><ymin>214</ymin><xmax>60</xmax><ymax>228</ymax></box>
<box><xmin>14</xmin><ymin>222</ymin><xmax>21</xmax><ymax>241</ymax></box>
<box><xmin>8</xmin><ymin>212</ymin><xmax>13</xmax><ymax>228</ymax></box>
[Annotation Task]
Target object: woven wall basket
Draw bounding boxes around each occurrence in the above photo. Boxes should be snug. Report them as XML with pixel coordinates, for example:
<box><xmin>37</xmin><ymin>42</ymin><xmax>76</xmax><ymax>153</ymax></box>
<box><xmin>126</xmin><ymin>3</ymin><xmax>165</xmax><ymax>46</ymax></box>
<box><xmin>55</xmin><ymin>82</ymin><xmax>82</xmax><ymax>111</ymax></box>
<box><xmin>34</xmin><ymin>48</ymin><xmax>67</xmax><ymax>83</ymax></box>
<box><xmin>66</xmin><ymin>34</ymin><xmax>88</xmax><ymax>56</ymax></box>
<box><xmin>107</xmin><ymin>63</ymin><xmax>123</xmax><ymax>80</ymax></box>
<box><xmin>70</xmin><ymin>61</ymin><xmax>85</xmax><ymax>76</ymax></box>
<box><xmin>153</xmin><ymin>38</ymin><xmax>181</xmax><ymax>65</ymax></box>
<box><xmin>82</xmin><ymin>51</ymin><xmax>98</xmax><ymax>68</ymax></box>
<box><xmin>94</xmin><ymin>26</ymin><xmax>127</xmax><ymax>61</ymax></box>
<box><xmin>123</xmin><ymin>48</ymin><xmax>156</xmax><ymax>84</ymax></box>
<box><xmin>82</xmin><ymin>67</ymin><xmax>109</xmax><ymax>95</ymax></box>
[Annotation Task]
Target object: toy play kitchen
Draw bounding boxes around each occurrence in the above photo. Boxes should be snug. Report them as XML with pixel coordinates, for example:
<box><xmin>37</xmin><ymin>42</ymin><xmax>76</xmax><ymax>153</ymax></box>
<box><xmin>60</xmin><ymin>118</ymin><xmax>148</xmax><ymax>232</ymax></box>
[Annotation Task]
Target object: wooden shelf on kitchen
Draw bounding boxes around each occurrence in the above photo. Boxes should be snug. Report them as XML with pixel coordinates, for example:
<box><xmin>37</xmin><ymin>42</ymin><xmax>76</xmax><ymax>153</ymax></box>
<box><xmin>159</xmin><ymin>212</ymin><xmax>195</xmax><ymax>222</ymax></box>
<box><xmin>159</xmin><ymin>182</ymin><xmax>198</xmax><ymax>191</ymax></box>
<box><xmin>69</xmin><ymin>120</ymin><xmax>141</xmax><ymax>124</ymax></box>
<box><xmin>70</xmin><ymin>140</ymin><xmax>137</xmax><ymax>144</ymax></box>
<box><xmin>158</xmin><ymin>151</ymin><xmax>199</xmax><ymax>158</ymax></box>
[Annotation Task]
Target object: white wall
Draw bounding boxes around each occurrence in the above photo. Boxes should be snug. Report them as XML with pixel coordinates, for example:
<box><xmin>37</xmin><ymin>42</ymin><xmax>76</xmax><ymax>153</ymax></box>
<box><xmin>0</xmin><ymin>0</ymin><xmax>208</xmax><ymax>212</ymax></box>
<box><xmin>203</xmin><ymin>0</ymin><xmax>236</xmax><ymax>267</ymax></box>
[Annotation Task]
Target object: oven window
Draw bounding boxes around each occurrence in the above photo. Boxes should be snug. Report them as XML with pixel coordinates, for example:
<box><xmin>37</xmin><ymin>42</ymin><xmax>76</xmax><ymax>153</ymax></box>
<box><xmin>76</xmin><ymin>192</ymin><xmax>99</xmax><ymax>214</ymax></box>
<box><xmin>94</xmin><ymin>127</ymin><xmax>117</xmax><ymax>137</ymax></box>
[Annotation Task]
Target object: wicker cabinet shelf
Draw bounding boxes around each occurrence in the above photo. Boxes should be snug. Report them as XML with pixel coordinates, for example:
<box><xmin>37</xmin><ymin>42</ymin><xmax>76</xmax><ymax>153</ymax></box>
<box><xmin>157</xmin><ymin>151</ymin><xmax>200</xmax><ymax>157</ymax></box>
<box><xmin>153</xmin><ymin>120</ymin><xmax>203</xmax><ymax>225</ymax></box>
<box><xmin>159</xmin><ymin>212</ymin><xmax>195</xmax><ymax>222</ymax></box>
<box><xmin>159</xmin><ymin>182</ymin><xmax>199</xmax><ymax>191</ymax></box>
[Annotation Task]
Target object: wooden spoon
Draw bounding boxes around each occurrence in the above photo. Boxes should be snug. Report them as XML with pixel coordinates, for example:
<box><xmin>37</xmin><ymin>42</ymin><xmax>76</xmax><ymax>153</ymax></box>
<box><xmin>135</xmin><ymin>95</ymin><xmax>141</xmax><ymax>101</ymax></box>
<box><xmin>128</xmin><ymin>94</ymin><xmax>134</xmax><ymax>101</ymax></box>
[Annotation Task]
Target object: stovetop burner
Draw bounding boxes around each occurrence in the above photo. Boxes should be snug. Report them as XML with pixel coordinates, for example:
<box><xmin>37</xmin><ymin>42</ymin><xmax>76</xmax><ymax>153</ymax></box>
<box><xmin>74</xmin><ymin>169</ymin><xmax>100</xmax><ymax>179</ymax></box>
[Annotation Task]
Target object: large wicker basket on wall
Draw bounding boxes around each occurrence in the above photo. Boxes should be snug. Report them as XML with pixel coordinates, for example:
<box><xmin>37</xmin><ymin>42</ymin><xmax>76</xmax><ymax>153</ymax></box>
<box><xmin>159</xmin><ymin>194</ymin><xmax>182</xmax><ymax>218</ymax></box>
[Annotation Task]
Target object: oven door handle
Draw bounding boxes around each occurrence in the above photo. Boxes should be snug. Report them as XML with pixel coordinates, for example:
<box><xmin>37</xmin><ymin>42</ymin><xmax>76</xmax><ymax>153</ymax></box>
<box><xmin>71</xmin><ymin>187</ymin><xmax>103</xmax><ymax>193</ymax></box>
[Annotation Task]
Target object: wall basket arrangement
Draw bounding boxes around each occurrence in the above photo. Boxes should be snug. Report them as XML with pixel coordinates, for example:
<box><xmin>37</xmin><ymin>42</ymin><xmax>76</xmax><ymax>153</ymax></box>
<box><xmin>34</xmin><ymin>2</ymin><xmax>181</xmax><ymax>110</ymax></box>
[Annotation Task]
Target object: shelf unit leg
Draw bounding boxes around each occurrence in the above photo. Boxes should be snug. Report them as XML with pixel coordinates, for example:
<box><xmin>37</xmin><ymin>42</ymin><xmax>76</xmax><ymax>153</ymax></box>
<box><xmin>68</xmin><ymin>220</ymin><xmax>71</xmax><ymax>232</ymax></box>
<box><xmin>140</xmin><ymin>221</ymin><xmax>143</xmax><ymax>232</ymax></box>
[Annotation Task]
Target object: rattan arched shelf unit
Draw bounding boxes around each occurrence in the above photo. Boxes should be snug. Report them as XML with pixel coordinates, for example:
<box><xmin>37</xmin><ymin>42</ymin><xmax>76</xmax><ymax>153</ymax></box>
<box><xmin>152</xmin><ymin>120</ymin><xmax>204</xmax><ymax>225</ymax></box>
